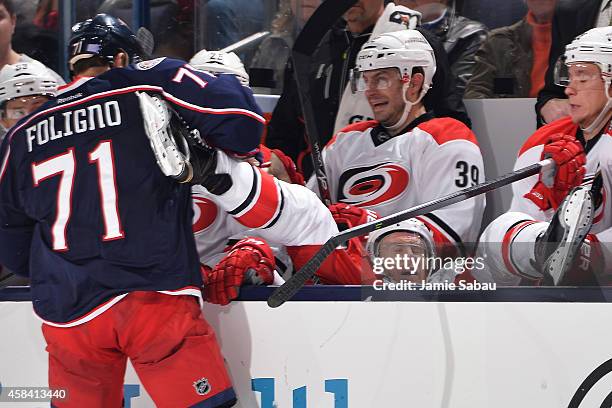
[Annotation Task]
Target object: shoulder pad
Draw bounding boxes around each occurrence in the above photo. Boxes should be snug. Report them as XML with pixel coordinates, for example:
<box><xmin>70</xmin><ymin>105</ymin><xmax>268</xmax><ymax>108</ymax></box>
<box><xmin>518</xmin><ymin>116</ymin><xmax>577</xmax><ymax>156</ymax></box>
<box><xmin>417</xmin><ymin>117</ymin><xmax>479</xmax><ymax>146</ymax></box>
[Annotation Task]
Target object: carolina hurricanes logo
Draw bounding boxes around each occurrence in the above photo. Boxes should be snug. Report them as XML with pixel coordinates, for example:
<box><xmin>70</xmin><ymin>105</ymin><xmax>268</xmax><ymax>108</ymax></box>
<box><xmin>337</xmin><ymin>163</ymin><xmax>409</xmax><ymax>207</ymax></box>
<box><xmin>192</xmin><ymin>195</ymin><xmax>218</xmax><ymax>233</ymax></box>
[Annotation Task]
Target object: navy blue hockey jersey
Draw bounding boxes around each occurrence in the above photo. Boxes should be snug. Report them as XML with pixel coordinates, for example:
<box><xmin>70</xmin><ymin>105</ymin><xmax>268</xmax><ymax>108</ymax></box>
<box><xmin>0</xmin><ymin>57</ymin><xmax>265</xmax><ymax>325</ymax></box>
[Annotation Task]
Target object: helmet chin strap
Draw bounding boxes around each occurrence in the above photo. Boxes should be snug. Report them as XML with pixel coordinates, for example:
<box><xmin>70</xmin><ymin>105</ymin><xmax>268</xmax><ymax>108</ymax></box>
<box><xmin>581</xmin><ymin>78</ymin><xmax>612</xmax><ymax>135</ymax></box>
<box><xmin>386</xmin><ymin>81</ymin><xmax>428</xmax><ymax>134</ymax></box>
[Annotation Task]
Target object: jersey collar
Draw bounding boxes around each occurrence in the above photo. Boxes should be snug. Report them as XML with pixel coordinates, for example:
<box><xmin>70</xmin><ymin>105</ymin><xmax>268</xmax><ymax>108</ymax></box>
<box><xmin>370</xmin><ymin>111</ymin><xmax>435</xmax><ymax>147</ymax></box>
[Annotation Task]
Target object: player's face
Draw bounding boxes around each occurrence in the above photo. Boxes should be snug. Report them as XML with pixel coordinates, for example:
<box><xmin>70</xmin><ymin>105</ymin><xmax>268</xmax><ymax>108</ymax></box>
<box><xmin>564</xmin><ymin>63</ymin><xmax>609</xmax><ymax>128</ymax></box>
<box><xmin>344</xmin><ymin>0</ymin><xmax>384</xmax><ymax>32</ymax></box>
<box><xmin>0</xmin><ymin>4</ymin><xmax>15</xmax><ymax>57</ymax></box>
<box><xmin>364</xmin><ymin>68</ymin><xmax>407</xmax><ymax>127</ymax></box>
<box><xmin>377</xmin><ymin>232</ymin><xmax>429</xmax><ymax>283</ymax></box>
<box><xmin>1</xmin><ymin>95</ymin><xmax>50</xmax><ymax>129</ymax></box>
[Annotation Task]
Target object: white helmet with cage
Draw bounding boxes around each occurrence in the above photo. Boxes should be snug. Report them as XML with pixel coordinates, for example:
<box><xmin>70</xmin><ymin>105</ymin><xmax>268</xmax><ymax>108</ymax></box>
<box><xmin>189</xmin><ymin>49</ymin><xmax>250</xmax><ymax>87</ymax></box>
<box><xmin>351</xmin><ymin>29</ymin><xmax>436</xmax><ymax>132</ymax></box>
<box><xmin>554</xmin><ymin>26</ymin><xmax>612</xmax><ymax>133</ymax></box>
<box><xmin>0</xmin><ymin>61</ymin><xmax>58</xmax><ymax>106</ymax></box>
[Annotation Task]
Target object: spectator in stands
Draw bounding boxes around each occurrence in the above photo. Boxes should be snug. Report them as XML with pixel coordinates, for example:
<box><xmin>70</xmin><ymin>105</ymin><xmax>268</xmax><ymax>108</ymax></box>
<box><xmin>397</xmin><ymin>0</ymin><xmax>487</xmax><ymax>96</ymax></box>
<box><xmin>250</xmin><ymin>0</ymin><xmax>320</xmax><ymax>93</ymax></box>
<box><xmin>536</xmin><ymin>0</ymin><xmax>606</xmax><ymax>125</ymax></box>
<box><xmin>266</xmin><ymin>0</ymin><xmax>471</xmax><ymax>179</ymax></box>
<box><xmin>460</xmin><ymin>0</ymin><xmax>526</xmax><ymax>30</ymax></box>
<box><xmin>465</xmin><ymin>0</ymin><xmax>557</xmax><ymax>99</ymax></box>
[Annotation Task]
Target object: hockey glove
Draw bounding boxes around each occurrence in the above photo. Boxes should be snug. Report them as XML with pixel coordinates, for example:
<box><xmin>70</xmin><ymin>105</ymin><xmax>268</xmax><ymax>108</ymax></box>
<box><xmin>269</xmin><ymin>148</ymin><xmax>305</xmax><ymax>185</ymax></box>
<box><xmin>328</xmin><ymin>203</ymin><xmax>379</xmax><ymax>241</ymax></box>
<box><xmin>202</xmin><ymin>237</ymin><xmax>275</xmax><ymax>305</ymax></box>
<box><xmin>525</xmin><ymin>134</ymin><xmax>586</xmax><ymax>211</ymax></box>
<box><xmin>259</xmin><ymin>145</ymin><xmax>305</xmax><ymax>185</ymax></box>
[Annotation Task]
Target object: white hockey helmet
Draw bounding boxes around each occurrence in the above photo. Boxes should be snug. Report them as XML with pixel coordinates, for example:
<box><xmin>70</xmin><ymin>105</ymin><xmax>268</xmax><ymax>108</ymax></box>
<box><xmin>365</xmin><ymin>218</ymin><xmax>436</xmax><ymax>261</ymax></box>
<box><xmin>351</xmin><ymin>29</ymin><xmax>436</xmax><ymax>99</ymax></box>
<box><xmin>554</xmin><ymin>26</ymin><xmax>612</xmax><ymax>86</ymax></box>
<box><xmin>0</xmin><ymin>61</ymin><xmax>58</xmax><ymax>106</ymax></box>
<box><xmin>189</xmin><ymin>49</ymin><xmax>250</xmax><ymax>86</ymax></box>
<box><xmin>554</xmin><ymin>26</ymin><xmax>612</xmax><ymax>133</ymax></box>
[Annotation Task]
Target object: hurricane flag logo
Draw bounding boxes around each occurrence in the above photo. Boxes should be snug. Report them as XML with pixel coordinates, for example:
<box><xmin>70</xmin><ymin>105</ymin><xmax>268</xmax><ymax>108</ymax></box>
<box><xmin>337</xmin><ymin>163</ymin><xmax>409</xmax><ymax>207</ymax></box>
<box><xmin>192</xmin><ymin>195</ymin><xmax>218</xmax><ymax>233</ymax></box>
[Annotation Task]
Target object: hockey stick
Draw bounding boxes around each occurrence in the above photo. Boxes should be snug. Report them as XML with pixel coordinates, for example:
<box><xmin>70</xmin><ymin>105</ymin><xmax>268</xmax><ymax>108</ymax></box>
<box><xmin>292</xmin><ymin>0</ymin><xmax>358</xmax><ymax>206</ymax></box>
<box><xmin>267</xmin><ymin>158</ymin><xmax>555</xmax><ymax>308</ymax></box>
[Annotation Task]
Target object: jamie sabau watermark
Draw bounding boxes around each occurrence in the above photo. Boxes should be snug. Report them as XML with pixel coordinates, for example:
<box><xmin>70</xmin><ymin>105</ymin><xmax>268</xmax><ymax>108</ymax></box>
<box><xmin>371</xmin><ymin>254</ymin><xmax>496</xmax><ymax>291</ymax></box>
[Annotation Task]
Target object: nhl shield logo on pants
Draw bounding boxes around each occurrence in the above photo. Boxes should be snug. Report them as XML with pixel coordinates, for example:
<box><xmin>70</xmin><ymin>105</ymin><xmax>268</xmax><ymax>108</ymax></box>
<box><xmin>193</xmin><ymin>378</ymin><xmax>211</xmax><ymax>396</ymax></box>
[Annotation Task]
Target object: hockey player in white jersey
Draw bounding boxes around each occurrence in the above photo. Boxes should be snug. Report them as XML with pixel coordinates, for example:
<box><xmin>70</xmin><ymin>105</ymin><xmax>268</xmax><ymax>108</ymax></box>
<box><xmin>475</xmin><ymin>26</ymin><xmax>612</xmax><ymax>286</ymax></box>
<box><xmin>310</xmin><ymin>29</ymin><xmax>485</xmax><ymax>281</ymax></box>
<box><xmin>175</xmin><ymin>51</ymin><xmax>376</xmax><ymax>304</ymax></box>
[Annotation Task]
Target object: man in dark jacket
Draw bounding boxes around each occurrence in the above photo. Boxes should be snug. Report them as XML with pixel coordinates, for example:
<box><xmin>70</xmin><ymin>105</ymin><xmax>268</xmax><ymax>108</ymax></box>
<box><xmin>465</xmin><ymin>0</ymin><xmax>557</xmax><ymax>99</ymax></box>
<box><xmin>266</xmin><ymin>0</ymin><xmax>471</xmax><ymax>178</ymax></box>
<box><xmin>536</xmin><ymin>0</ymin><xmax>605</xmax><ymax>125</ymax></box>
<box><xmin>398</xmin><ymin>0</ymin><xmax>488</xmax><ymax>96</ymax></box>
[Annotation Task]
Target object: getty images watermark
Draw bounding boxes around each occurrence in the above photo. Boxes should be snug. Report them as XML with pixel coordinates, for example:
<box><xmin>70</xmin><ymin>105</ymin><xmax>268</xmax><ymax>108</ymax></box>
<box><xmin>371</xmin><ymin>255</ymin><xmax>497</xmax><ymax>291</ymax></box>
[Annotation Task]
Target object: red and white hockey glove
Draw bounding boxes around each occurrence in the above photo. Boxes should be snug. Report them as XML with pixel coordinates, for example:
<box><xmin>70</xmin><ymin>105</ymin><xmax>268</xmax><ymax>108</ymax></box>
<box><xmin>202</xmin><ymin>237</ymin><xmax>275</xmax><ymax>305</ymax></box>
<box><xmin>271</xmin><ymin>148</ymin><xmax>305</xmax><ymax>185</ymax></box>
<box><xmin>524</xmin><ymin>134</ymin><xmax>586</xmax><ymax>211</ymax></box>
<box><xmin>328</xmin><ymin>203</ymin><xmax>379</xmax><ymax>243</ymax></box>
<box><xmin>258</xmin><ymin>145</ymin><xmax>305</xmax><ymax>185</ymax></box>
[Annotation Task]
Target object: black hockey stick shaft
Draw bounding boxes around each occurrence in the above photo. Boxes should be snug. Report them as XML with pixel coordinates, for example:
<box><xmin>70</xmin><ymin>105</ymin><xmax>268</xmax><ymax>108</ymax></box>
<box><xmin>267</xmin><ymin>158</ymin><xmax>555</xmax><ymax>308</ymax></box>
<box><xmin>292</xmin><ymin>0</ymin><xmax>357</xmax><ymax>207</ymax></box>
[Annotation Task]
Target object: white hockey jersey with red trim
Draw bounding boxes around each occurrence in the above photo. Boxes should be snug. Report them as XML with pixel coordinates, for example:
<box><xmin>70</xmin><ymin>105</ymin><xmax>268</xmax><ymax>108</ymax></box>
<box><xmin>509</xmin><ymin>116</ymin><xmax>612</xmax><ymax>233</ymax></box>
<box><xmin>190</xmin><ymin>161</ymin><xmax>336</xmax><ymax>266</ymax></box>
<box><xmin>311</xmin><ymin>116</ymin><xmax>486</xmax><ymax>251</ymax></box>
<box><xmin>190</xmin><ymin>159</ymin><xmax>375</xmax><ymax>285</ymax></box>
<box><xmin>475</xmin><ymin>117</ymin><xmax>612</xmax><ymax>283</ymax></box>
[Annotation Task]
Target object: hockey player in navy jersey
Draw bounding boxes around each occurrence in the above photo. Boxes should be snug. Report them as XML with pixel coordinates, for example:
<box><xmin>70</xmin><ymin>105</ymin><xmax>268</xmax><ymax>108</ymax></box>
<box><xmin>309</xmin><ymin>29</ymin><xmax>485</xmax><ymax>282</ymax></box>
<box><xmin>0</xmin><ymin>13</ymin><xmax>270</xmax><ymax>408</ymax></box>
<box><xmin>475</xmin><ymin>27</ymin><xmax>612</xmax><ymax>285</ymax></box>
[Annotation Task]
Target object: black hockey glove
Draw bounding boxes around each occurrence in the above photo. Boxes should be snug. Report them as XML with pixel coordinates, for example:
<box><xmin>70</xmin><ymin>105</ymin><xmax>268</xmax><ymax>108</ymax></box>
<box><xmin>170</xmin><ymin>116</ymin><xmax>232</xmax><ymax>194</ymax></box>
